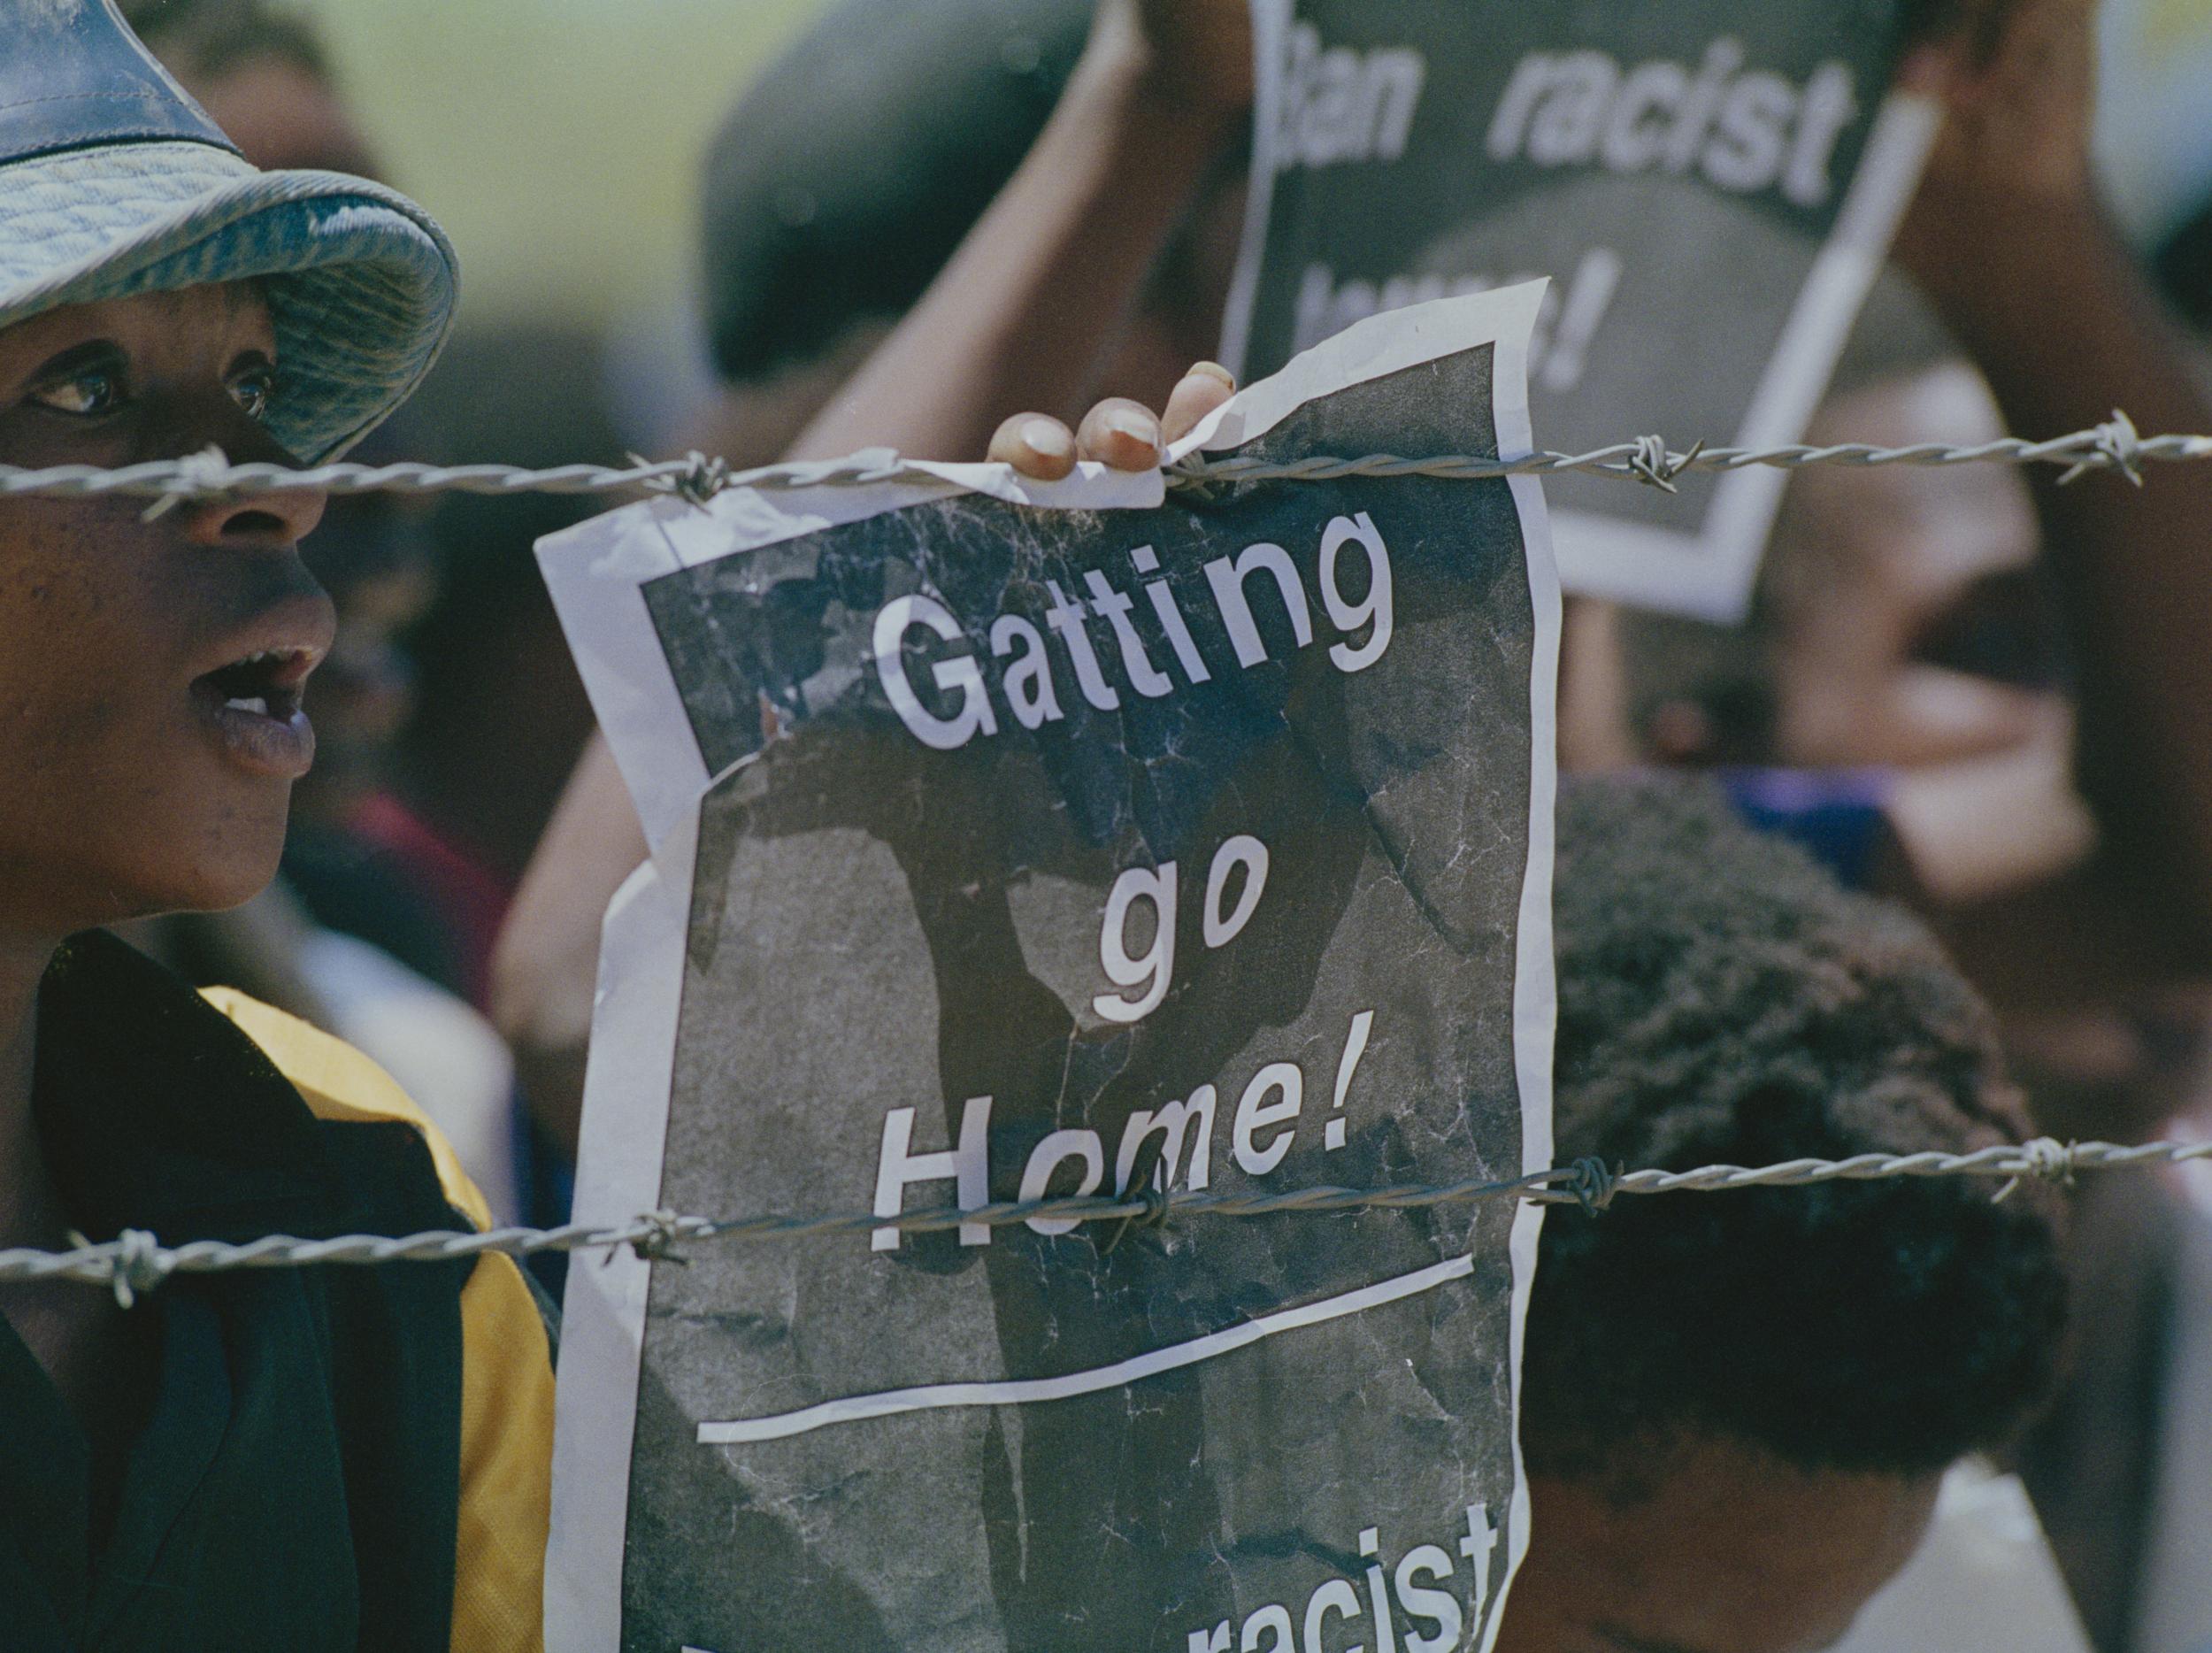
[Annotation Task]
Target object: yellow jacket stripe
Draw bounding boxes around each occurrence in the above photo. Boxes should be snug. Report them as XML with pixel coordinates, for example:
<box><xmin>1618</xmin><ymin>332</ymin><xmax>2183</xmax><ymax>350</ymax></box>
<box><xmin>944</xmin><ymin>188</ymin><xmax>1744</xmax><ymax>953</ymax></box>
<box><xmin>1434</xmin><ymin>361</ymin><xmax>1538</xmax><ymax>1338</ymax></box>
<box><xmin>204</xmin><ymin>988</ymin><xmax>553</xmax><ymax>1653</ymax></box>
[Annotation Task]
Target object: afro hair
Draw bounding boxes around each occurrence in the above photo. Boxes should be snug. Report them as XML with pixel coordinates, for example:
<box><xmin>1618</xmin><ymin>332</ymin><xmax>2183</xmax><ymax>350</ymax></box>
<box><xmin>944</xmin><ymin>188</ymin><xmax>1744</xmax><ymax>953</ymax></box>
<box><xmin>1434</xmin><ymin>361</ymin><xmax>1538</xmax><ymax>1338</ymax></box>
<box><xmin>1525</xmin><ymin>774</ymin><xmax>2069</xmax><ymax>1483</ymax></box>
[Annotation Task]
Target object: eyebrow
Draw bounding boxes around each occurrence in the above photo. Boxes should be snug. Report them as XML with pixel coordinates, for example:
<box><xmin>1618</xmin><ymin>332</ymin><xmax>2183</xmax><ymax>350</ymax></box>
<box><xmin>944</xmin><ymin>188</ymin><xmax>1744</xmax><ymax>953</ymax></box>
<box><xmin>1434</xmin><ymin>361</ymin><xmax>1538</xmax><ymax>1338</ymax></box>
<box><xmin>21</xmin><ymin>338</ymin><xmax>125</xmax><ymax>386</ymax></box>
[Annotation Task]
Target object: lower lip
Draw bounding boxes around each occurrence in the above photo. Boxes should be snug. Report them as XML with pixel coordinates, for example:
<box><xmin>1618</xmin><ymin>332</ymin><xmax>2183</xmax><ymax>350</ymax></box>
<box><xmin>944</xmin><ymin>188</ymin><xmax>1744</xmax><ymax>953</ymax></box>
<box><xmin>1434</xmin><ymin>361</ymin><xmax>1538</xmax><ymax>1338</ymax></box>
<box><xmin>193</xmin><ymin>688</ymin><xmax>316</xmax><ymax>779</ymax></box>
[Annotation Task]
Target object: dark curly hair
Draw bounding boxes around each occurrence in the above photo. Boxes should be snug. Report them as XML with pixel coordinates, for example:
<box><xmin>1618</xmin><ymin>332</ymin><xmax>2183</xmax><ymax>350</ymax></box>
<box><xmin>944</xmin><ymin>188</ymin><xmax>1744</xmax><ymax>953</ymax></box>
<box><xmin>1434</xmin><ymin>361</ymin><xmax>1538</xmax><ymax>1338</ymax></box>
<box><xmin>1524</xmin><ymin>774</ymin><xmax>2068</xmax><ymax>1485</ymax></box>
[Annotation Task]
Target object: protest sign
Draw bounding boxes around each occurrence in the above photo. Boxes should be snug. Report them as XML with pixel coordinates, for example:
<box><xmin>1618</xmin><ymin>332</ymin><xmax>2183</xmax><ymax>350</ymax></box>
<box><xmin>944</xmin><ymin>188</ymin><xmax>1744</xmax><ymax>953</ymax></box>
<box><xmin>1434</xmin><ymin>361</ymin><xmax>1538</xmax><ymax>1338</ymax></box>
<box><xmin>538</xmin><ymin>286</ymin><xmax>1559</xmax><ymax>1653</ymax></box>
<box><xmin>1222</xmin><ymin>0</ymin><xmax>1940</xmax><ymax>619</ymax></box>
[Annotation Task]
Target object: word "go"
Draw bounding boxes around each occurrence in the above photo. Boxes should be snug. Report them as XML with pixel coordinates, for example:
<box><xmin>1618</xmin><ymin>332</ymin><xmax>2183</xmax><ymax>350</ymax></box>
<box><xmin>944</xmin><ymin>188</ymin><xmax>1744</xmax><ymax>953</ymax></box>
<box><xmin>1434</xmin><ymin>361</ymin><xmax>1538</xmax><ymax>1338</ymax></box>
<box><xmin>1096</xmin><ymin>834</ymin><xmax>1270</xmax><ymax>1024</ymax></box>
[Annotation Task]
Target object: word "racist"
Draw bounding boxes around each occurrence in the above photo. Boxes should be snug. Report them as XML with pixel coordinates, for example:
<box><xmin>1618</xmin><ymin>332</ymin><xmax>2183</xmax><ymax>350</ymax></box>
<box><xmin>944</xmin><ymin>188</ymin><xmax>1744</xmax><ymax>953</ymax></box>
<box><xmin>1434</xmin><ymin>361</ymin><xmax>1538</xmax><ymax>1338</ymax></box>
<box><xmin>1488</xmin><ymin>39</ymin><xmax>1858</xmax><ymax>208</ymax></box>
<box><xmin>1185</xmin><ymin>1505</ymin><xmax>1503</xmax><ymax>1653</ymax></box>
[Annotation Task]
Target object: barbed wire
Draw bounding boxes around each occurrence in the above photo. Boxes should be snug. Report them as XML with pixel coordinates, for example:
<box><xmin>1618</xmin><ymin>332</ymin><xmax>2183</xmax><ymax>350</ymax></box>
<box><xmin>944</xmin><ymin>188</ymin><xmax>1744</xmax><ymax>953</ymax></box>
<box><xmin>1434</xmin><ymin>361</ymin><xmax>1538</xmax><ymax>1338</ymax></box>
<box><xmin>6</xmin><ymin>413</ymin><xmax>2202</xmax><ymax>1304</ymax></box>
<box><xmin>0</xmin><ymin>412</ymin><xmax>2197</xmax><ymax>516</ymax></box>
<box><xmin>5</xmin><ymin>1136</ymin><xmax>2206</xmax><ymax>1305</ymax></box>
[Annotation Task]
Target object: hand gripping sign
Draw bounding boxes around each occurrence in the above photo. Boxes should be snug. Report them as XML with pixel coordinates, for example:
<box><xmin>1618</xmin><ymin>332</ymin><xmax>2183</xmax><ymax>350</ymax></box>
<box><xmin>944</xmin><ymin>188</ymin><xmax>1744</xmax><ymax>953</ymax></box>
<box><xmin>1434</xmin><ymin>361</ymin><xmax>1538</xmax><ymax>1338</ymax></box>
<box><xmin>1223</xmin><ymin>0</ymin><xmax>1941</xmax><ymax>620</ymax></box>
<box><xmin>538</xmin><ymin>286</ymin><xmax>1559</xmax><ymax>1653</ymax></box>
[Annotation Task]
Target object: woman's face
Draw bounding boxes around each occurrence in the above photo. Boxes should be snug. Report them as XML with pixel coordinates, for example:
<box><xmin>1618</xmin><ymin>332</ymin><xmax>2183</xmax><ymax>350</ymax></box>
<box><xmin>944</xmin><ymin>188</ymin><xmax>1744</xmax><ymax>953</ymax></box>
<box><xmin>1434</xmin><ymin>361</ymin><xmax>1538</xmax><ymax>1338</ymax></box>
<box><xmin>0</xmin><ymin>283</ymin><xmax>332</xmax><ymax>936</ymax></box>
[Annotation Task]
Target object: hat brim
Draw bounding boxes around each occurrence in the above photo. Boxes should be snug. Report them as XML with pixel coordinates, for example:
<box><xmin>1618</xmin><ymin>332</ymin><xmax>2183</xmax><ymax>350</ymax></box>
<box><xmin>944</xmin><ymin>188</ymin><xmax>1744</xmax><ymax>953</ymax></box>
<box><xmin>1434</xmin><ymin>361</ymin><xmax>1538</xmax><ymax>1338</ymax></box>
<box><xmin>0</xmin><ymin>141</ymin><xmax>457</xmax><ymax>462</ymax></box>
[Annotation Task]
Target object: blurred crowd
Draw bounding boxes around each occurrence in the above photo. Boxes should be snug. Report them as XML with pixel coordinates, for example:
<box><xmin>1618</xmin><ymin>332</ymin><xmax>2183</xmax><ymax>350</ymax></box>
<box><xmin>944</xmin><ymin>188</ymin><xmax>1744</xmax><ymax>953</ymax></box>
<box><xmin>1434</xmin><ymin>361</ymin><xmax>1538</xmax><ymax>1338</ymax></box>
<box><xmin>89</xmin><ymin>1</ymin><xmax>2212</xmax><ymax>1648</ymax></box>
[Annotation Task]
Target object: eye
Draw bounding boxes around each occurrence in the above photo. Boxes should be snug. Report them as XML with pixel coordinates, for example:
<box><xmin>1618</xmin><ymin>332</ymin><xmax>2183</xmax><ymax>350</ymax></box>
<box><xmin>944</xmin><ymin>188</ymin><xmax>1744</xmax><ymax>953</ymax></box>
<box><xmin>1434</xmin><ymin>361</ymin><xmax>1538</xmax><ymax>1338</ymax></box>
<box><xmin>29</xmin><ymin>363</ymin><xmax>124</xmax><ymax>418</ymax></box>
<box><xmin>227</xmin><ymin>362</ymin><xmax>277</xmax><ymax>422</ymax></box>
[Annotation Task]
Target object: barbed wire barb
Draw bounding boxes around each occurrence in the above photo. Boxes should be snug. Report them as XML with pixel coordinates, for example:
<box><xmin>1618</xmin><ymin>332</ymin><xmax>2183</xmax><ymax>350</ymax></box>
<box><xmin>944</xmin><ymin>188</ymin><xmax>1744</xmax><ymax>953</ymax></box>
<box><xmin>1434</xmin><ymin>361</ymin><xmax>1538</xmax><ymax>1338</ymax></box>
<box><xmin>2057</xmin><ymin>410</ymin><xmax>2147</xmax><ymax>487</ymax></box>
<box><xmin>1624</xmin><ymin>435</ymin><xmax>1701</xmax><ymax>493</ymax></box>
<box><xmin>138</xmin><ymin>444</ymin><xmax>234</xmax><ymax>522</ymax></box>
<box><xmin>634</xmin><ymin>450</ymin><xmax>731</xmax><ymax>511</ymax></box>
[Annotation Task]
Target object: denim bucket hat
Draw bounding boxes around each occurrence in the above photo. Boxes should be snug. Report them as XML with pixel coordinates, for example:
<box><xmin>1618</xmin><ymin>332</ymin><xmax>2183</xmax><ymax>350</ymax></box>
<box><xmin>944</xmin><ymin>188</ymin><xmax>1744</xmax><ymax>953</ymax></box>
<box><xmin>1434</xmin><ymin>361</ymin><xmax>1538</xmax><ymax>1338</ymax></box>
<box><xmin>0</xmin><ymin>0</ymin><xmax>457</xmax><ymax>462</ymax></box>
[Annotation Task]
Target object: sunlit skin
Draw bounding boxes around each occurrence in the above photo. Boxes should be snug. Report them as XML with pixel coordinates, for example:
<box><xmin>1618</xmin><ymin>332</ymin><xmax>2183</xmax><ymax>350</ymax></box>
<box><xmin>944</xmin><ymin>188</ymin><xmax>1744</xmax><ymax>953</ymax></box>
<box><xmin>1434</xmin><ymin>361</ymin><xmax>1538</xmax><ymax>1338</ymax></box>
<box><xmin>1494</xmin><ymin>1439</ymin><xmax>1943</xmax><ymax>1653</ymax></box>
<box><xmin>0</xmin><ymin>282</ymin><xmax>332</xmax><ymax>1454</ymax></box>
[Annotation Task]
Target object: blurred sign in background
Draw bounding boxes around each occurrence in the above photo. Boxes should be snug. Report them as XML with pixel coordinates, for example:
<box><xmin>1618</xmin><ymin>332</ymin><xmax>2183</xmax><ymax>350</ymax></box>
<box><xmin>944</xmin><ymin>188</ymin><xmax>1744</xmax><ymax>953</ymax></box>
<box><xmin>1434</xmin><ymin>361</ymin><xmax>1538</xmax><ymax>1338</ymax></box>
<box><xmin>2097</xmin><ymin>0</ymin><xmax>2212</xmax><ymax>246</ymax></box>
<box><xmin>295</xmin><ymin>0</ymin><xmax>2212</xmax><ymax>337</ymax></box>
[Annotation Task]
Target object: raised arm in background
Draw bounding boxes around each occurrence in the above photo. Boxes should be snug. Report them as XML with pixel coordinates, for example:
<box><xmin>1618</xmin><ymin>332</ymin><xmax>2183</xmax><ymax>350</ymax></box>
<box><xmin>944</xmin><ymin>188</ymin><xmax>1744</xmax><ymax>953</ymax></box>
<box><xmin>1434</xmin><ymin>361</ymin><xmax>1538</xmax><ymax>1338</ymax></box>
<box><xmin>492</xmin><ymin>1</ymin><xmax>1254</xmax><ymax>1151</ymax></box>
<box><xmin>783</xmin><ymin>0</ymin><xmax>1249</xmax><ymax>469</ymax></box>
<box><xmin>1890</xmin><ymin>0</ymin><xmax>2212</xmax><ymax>952</ymax></box>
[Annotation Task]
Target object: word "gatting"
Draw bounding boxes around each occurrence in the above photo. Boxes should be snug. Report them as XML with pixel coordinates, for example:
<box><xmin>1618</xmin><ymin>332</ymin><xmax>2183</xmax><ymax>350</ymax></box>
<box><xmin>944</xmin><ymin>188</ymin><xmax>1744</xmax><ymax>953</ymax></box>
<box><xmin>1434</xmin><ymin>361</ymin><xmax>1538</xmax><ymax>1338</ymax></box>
<box><xmin>872</xmin><ymin>514</ymin><xmax>1396</xmax><ymax>751</ymax></box>
<box><xmin>1489</xmin><ymin>39</ymin><xmax>1859</xmax><ymax>208</ymax></box>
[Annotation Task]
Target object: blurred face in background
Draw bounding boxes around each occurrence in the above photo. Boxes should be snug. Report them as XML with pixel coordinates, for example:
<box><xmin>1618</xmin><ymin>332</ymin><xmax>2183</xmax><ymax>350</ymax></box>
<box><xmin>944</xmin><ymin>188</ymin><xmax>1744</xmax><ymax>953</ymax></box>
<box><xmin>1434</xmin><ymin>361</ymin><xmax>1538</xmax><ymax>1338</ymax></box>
<box><xmin>1618</xmin><ymin>362</ymin><xmax>2207</xmax><ymax>1140</ymax></box>
<box><xmin>1628</xmin><ymin>362</ymin><xmax>2089</xmax><ymax>909</ymax></box>
<box><xmin>285</xmin><ymin>489</ymin><xmax>434</xmax><ymax>822</ymax></box>
<box><xmin>1763</xmin><ymin>365</ymin><xmax>2089</xmax><ymax>906</ymax></box>
<box><xmin>1770</xmin><ymin>368</ymin><xmax>2054</xmax><ymax>773</ymax></box>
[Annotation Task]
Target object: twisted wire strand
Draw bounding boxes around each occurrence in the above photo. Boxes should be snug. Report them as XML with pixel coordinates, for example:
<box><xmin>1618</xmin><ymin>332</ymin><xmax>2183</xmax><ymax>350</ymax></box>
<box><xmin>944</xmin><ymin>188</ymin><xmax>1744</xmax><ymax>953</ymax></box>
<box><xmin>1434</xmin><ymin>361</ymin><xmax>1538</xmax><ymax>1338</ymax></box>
<box><xmin>6</xmin><ymin>1137</ymin><xmax>2207</xmax><ymax>1301</ymax></box>
<box><xmin>0</xmin><ymin>416</ymin><xmax>2200</xmax><ymax>510</ymax></box>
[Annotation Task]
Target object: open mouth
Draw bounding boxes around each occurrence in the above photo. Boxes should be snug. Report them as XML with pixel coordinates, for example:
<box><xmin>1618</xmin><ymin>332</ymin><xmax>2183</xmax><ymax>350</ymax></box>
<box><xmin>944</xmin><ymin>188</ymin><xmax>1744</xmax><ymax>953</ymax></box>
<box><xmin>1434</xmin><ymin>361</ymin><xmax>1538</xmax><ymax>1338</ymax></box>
<box><xmin>196</xmin><ymin>648</ymin><xmax>312</xmax><ymax>722</ymax></box>
<box><xmin>190</xmin><ymin>645</ymin><xmax>320</xmax><ymax>779</ymax></box>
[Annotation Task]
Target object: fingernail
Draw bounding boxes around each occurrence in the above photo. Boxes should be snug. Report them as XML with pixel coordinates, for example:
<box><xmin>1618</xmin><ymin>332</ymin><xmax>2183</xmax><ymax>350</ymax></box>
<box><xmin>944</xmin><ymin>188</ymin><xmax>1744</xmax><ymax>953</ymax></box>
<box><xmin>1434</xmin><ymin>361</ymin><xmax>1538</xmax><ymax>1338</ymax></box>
<box><xmin>1023</xmin><ymin>419</ymin><xmax>1073</xmax><ymax>460</ymax></box>
<box><xmin>1105</xmin><ymin>407</ymin><xmax>1160</xmax><ymax>447</ymax></box>
<box><xmin>1190</xmin><ymin>361</ymin><xmax>1235</xmax><ymax>388</ymax></box>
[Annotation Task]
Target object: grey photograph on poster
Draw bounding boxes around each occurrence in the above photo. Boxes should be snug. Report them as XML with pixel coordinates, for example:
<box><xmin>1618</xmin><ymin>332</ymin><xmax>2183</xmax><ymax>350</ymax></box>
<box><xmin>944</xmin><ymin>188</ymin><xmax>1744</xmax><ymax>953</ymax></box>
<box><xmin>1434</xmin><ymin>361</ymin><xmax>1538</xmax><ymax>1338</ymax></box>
<box><xmin>538</xmin><ymin>289</ymin><xmax>1559</xmax><ymax>1653</ymax></box>
<box><xmin>1224</xmin><ymin>0</ymin><xmax>1939</xmax><ymax>619</ymax></box>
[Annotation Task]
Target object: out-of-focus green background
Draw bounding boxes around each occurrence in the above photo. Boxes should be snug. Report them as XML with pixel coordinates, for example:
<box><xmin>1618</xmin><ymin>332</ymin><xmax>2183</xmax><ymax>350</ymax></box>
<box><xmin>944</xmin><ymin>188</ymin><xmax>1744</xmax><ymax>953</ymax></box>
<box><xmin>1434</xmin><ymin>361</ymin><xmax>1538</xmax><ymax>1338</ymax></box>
<box><xmin>295</xmin><ymin>0</ymin><xmax>830</xmax><ymax>332</ymax></box>
<box><xmin>292</xmin><ymin>0</ymin><xmax>2212</xmax><ymax>337</ymax></box>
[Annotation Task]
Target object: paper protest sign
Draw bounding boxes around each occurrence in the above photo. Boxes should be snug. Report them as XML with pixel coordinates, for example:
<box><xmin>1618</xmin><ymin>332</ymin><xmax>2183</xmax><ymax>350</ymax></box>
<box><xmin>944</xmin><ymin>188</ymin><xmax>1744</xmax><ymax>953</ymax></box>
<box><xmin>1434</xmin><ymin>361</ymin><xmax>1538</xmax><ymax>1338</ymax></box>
<box><xmin>1222</xmin><ymin>0</ymin><xmax>1940</xmax><ymax>619</ymax></box>
<box><xmin>538</xmin><ymin>286</ymin><xmax>1559</xmax><ymax>1653</ymax></box>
